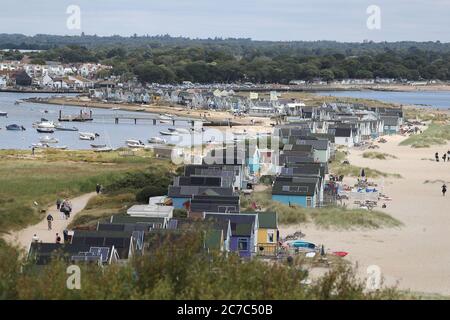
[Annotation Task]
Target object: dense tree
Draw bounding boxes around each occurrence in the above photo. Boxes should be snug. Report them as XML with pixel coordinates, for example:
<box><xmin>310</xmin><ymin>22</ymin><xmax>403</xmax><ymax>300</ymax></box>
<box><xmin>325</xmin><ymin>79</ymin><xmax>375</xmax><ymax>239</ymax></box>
<box><xmin>4</xmin><ymin>34</ymin><xmax>450</xmax><ymax>83</ymax></box>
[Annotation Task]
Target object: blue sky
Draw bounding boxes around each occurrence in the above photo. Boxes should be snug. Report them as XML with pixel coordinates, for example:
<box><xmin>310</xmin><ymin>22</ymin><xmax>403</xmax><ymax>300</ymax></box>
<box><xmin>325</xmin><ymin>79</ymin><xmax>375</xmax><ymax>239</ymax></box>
<box><xmin>1</xmin><ymin>0</ymin><xmax>449</xmax><ymax>42</ymax></box>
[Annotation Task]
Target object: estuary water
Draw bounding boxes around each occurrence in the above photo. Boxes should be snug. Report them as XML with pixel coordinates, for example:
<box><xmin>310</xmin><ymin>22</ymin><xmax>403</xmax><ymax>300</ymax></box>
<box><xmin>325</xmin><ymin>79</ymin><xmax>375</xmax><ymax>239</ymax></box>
<box><xmin>316</xmin><ymin>90</ymin><xmax>450</xmax><ymax>109</ymax></box>
<box><xmin>0</xmin><ymin>92</ymin><xmax>201</xmax><ymax>150</ymax></box>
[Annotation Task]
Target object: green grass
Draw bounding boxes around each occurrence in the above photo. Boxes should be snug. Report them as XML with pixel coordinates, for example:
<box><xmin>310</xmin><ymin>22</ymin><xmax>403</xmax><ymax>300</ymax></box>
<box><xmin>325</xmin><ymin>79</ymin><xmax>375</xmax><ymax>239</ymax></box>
<box><xmin>0</xmin><ymin>150</ymin><xmax>172</xmax><ymax>233</ymax></box>
<box><xmin>241</xmin><ymin>190</ymin><xmax>402</xmax><ymax>229</ymax></box>
<box><xmin>331</xmin><ymin>151</ymin><xmax>402</xmax><ymax>178</ymax></box>
<box><xmin>68</xmin><ymin>193</ymin><xmax>136</xmax><ymax>228</ymax></box>
<box><xmin>399</xmin><ymin>123</ymin><xmax>450</xmax><ymax>148</ymax></box>
<box><xmin>362</xmin><ymin>152</ymin><xmax>397</xmax><ymax>160</ymax></box>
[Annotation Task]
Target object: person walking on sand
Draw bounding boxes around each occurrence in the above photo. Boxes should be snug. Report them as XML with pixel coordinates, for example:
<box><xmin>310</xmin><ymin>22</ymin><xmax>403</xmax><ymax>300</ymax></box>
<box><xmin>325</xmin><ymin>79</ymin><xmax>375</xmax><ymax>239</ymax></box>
<box><xmin>96</xmin><ymin>183</ymin><xmax>101</xmax><ymax>194</ymax></box>
<box><xmin>55</xmin><ymin>233</ymin><xmax>61</xmax><ymax>244</ymax></box>
<box><xmin>46</xmin><ymin>213</ymin><xmax>54</xmax><ymax>230</ymax></box>
<box><xmin>56</xmin><ymin>198</ymin><xmax>62</xmax><ymax>210</ymax></box>
<box><xmin>442</xmin><ymin>184</ymin><xmax>447</xmax><ymax>196</ymax></box>
<box><xmin>32</xmin><ymin>234</ymin><xmax>39</xmax><ymax>243</ymax></box>
<box><xmin>443</xmin><ymin>153</ymin><xmax>447</xmax><ymax>162</ymax></box>
<box><xmin>435</xmin><ymin>152</ymin><xmax>440</xmax><ymax>162</ymax></box>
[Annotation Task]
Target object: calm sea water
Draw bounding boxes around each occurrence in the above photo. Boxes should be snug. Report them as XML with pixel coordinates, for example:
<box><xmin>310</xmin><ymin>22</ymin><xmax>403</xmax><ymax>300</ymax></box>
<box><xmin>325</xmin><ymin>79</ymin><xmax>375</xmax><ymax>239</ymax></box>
<box><xmin>0</xmin><ymin>92</ymin><xmax>203</xmax><ymax>150</ymax></box>
<box><xmin>316</xmin><ymin>90</ymin><xmax>450</xmax><ymax>109</ymax></box>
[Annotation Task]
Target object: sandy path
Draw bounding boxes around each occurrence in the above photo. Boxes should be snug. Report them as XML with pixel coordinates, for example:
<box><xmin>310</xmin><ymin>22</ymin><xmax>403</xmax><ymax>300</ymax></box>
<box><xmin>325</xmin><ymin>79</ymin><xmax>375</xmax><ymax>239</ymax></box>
<box><xmin>4</xmin><ymin>192</ymin><xmax>96</xmax><ymax>252</ymax></box>
<box><xmin>281</xmin><ymin>135</ymin><xmax>450</xmax><ymax>295</ymax></box>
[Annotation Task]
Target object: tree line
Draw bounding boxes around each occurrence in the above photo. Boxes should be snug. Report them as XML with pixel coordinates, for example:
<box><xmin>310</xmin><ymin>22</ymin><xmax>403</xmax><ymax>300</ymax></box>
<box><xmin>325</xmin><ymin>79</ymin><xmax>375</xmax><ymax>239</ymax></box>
<box><xmin>1</xmin><ymin>34</ymin><xmax>450</xmax><ymax>83</ymax></box>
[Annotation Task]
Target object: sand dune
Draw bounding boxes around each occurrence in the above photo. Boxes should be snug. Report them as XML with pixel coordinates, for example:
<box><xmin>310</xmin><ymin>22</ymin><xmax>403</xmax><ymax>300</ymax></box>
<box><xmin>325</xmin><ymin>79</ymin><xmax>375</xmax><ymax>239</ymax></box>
<box><xmin>281</xmin><ymin>135</ymin><xmax>450</xmax><ymax>295</ymax></box>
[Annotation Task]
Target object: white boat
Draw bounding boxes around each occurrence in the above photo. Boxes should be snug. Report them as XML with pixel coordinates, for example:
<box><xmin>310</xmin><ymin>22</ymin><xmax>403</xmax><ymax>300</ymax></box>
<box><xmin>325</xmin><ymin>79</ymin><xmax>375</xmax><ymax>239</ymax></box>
<box><xmin>159</xmin><ymin>120</ymin><xmax>171</xmax><ymax>124</ymax></box>
<box><xmin>148</xmin><ymin>137</ymin><xmax>167</xmax><ymax>144</ymax></box>
<box><xmin>94</xmin><ymin>147</ymin><xmax>113</xmax><ymax>153</ymax></box>
<box><xmin>40</xmin><ymin>136</ymin><xmax>59</xmax><ymax>144</ymax></box>
<box><xmin>159</xmin><ymin>114</ymin><xmax>173</xmax><ymax>120</ymax></box>
<box><xmin>79</xmin><ymin>132</ymin><xmax>98</xmax><ymax>140</ymax></box>
<box><xmin>159</xmin><ymin>130</ymin><xmax>179</xmax><ymax>136</ymax></box>
<box><xmin>126</xmin><ymin>139</ymin><xmax>145</xmax><ymax>148</ymax></box>
<box><xmin>0</xmin><ymin>111</ymin><xmax>7</xmax><ymax>117</ymax></box>
<box><xmin>31</xmin><ymin>143</ymin><xmax>49</xmax><ymax>149</ymax></box>
<box><xmin>168</xmin><ymin>128</ymin><xmax>190</xmax><ymax>134</ymax></box>
<box><xmin>33</xmin><ymin>121</ymin><xmax>56</xmax><ymax>129</ymax></box>
<box><xmin>233</xmin><ymin>131</ymin><xmax>248</xmax><ymax>136</ymax></box>
<box><xmin>111</xmin><ymin>107</ymin><xmax>121</xmax><ymax>110</ymax></box>
<box><xmin>49</xmin><ymin>145</ymin><xmax>68</xmax><ymax>150</ymax></box>
<box><xmin>36</xmin><ymin>127</ymin><xmax>55</xmax><ymax>133</ymax></box>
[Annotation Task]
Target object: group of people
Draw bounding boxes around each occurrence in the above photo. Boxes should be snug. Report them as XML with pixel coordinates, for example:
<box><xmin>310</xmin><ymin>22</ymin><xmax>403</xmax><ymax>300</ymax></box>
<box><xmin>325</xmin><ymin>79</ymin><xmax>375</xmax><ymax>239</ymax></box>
<box><xmin>435</xmin><ymin>151</ymin><xmax>450</xmax><ymax>162</ymax></box>
<box><xmin>32</xmin><ymin>228</ymin><xmax>70</xmax><ymax>244</ymax></box>
<box><xmin>56</xmin><ymin>198</ymin><xmax>73</xmax><ymax>219</ymax></box>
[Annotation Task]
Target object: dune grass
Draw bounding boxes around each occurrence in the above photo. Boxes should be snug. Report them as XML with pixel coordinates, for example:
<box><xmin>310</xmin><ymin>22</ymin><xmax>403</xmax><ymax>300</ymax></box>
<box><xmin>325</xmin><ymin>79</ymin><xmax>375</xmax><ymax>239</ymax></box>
<box><xmin>400</xmin><ymin>123</ymin><xmax>450</xmax><ymax>148</ymax></box>
<box><xmin>68</xmin><ymin>193</ymin><xmax>136</xmax><ymax>228</ymax></box>
<box><xmin>362</xmin><ymin>152</ymin><xmax>397</xmax><ymax>160</ymax></box>
<box><xmin>241</xmin><ymin>190</ymin><xmax>401</xmax><ymax>230</ymax></box>
<box><xmin>0</xmin><ymin>150</ymin><xmax>172</xmax><ymax>233</ymax></box>
<box><xmin>331</xmin><ymin>151</ymin><xmax>402</xmax><ymax>178</ymax></box>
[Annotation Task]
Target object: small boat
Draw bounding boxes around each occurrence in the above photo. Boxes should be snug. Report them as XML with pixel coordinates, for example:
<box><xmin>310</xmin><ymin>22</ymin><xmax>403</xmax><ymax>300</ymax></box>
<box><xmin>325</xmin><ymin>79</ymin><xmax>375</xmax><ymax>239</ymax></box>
<box><xmin>168</xmin><ymin>128</ymin><xmax>190</xmax><ymax>134</ymax></box>
<box><xmin>40</xmin><ymin>136</ymin><xmax>59</xmax><ymax>144</ymax></box>
<box><xmin>332</xmin><ymin>251</ymin><xmax>349</xmax><ymax>257</ymax></box>
<box><xmin>91</xmin><ymin>144</ymin><xmax>107</xmax><ymax>149</ymax></box>
<box><xmin>48</xmin><ymin>145</ymin><xmax>68</xmax><ymax>150</ymax></box>
<box><xmin>55</xmin><ymin>126</ymin><xmax>78</xmax><ymax>131</ymax></box>
<box><xmin>148</xmin><ymin>137</ymin><xmax>167</xmax><ymax>144</ymax></box>
<box><xmin>159</xmin><ymin>120</ymin><xmax>171</xmax><ymax>124</ymax></box>
<box><xmin>159</xmin><ymin>130</ymin><xmax>179</xmax><ymax>136</ymax></box>
<box><xmin>233</xmin><ymin>131</ymin><xmax>248</xmax><ymax>136</ymax></box>
<box><xmin>94</xmin><ymin>147</ymin><xmax>113</xmax><ymax>153</ymax></box>
<box><xmin>34</xmin><ymin>121</ymin><xmax>56</xmax><ymax>129</ymax></box>
<box><xmin>286</xmin><ymin>240</ymin><xmax>316</xmax><ymax>250</ymax></box>
<box><xmin>126</xmin><ymin>139</ymin><xmax>145</xmax><ymax>148</ymax></box>
<box><xmin>31</xmin><ymin>143</ymin><xmax>49</xmax><ymax>149</ymax></box>
<box><xmin>36</xmin><ymin>127</ymin><xmax>55</xmax><ymax>133</ymax></box>
<box><xmin>79</xmin><ymin>132</ymin><xmax>99</xmax><ymax>140</ymax></box>
<box><xmin>6</xmin><ymin>124</ymin><xmax>25</xmax><ymax>131</ymax></box>
<box><xmin>136</xmin><ymin>108</ymin><xmax>146</xmax><ymax>112</ymax></box>
<box><xmin>0</xmin><ymin>111</ymin><xmax>7</xmax><ymax>117</ymax></box>
<box><xmin>159</xmin><ymin>114</ymin><xmax>173</xmax><ymax>120</ymax></box>
<box><xmin>111</xmin><ymin>107</ymin><xmax>121</xmax><ymax>111</ymax></box>
<box><xmin>14</xmin><ymin>100</ymin><xmax>22</xmax><ymax>105</ymax></box>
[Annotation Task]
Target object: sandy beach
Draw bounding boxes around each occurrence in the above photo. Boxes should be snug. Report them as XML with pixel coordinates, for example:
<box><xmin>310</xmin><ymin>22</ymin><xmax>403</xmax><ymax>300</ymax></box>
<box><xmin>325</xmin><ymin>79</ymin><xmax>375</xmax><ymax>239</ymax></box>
<box><xmin>281</xmin><ymin>134</ymin><xmax>450</xmax><ymax>295</ymax></box>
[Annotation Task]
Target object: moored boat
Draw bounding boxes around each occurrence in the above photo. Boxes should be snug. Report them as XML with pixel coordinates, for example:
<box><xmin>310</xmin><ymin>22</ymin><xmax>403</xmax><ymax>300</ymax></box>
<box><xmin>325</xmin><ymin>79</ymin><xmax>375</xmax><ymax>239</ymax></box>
<box><xmin>0</xmin><ymin>111</ymin><xmax>7</xmax><ymax>117</ymax></box>
<box><xmin>159</xmin><ymin>130</ymin><xmax>179</xmax><ymax>136</ymax></box>
<box><xmin>94</xmin><ymin>147</ymin><xmax>113</xmax><ymax>153</ymax></box>
<box><xmin>90</xmin><ymin>144</ymin><xmax>107</xmax><ymax>149</ymax></box>
<box><xmin>6</xmin><ymin>124</ymin><xmax>25</xmax><ymax>131</ymax></box>
<box><xmin>148</xmin><ymin>137</ymin><xmax>167</xmax><ymax>144</ymax></box>
<box><xmin>79</xmin><ymin>132</ymin><xmax>99</xmax><ymax>140</ymax></box>
<box><xmin>55</xmin><ymin>125</ymin><xmax>78</xmax><ymax>131</ymax></box>
<box><xmin>126</xmin><ymin>139</ymin><xmax>145</xmax><ymax>148</ymax></box>
<box><xmin>168</xmin><ymin>128</ymin><xmax>190</xmax><ymax>134</ymax></box>
<box><xmin>36</xmin><ymin>127</ymin><xmax>55</xmax><ymax>133</ymax></box>
<box><xmin>40</xmin><ymin>136</ymin><xmax>59</xmax><ymax>144</ymax></box>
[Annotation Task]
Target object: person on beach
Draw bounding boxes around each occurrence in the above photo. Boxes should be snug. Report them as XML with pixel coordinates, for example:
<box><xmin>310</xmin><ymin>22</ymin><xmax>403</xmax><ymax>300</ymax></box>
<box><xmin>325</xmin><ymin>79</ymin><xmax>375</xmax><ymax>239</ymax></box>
<box><xmin>46</xmin><ymin>213</ymin><xmax>54</xmax><ymax>230</ymax></box>
<box><xmin>442</xmin><ymin>184</ymin><xmax>447</xmax><ymax>196</ymax></box>
<box><xmin>435</xmin><ymin>152</ymin><xmax>439</xmax><ymax>162</ymax></box>
<box><xmin>56</xmin><ymin>198</ymin><xmax>62</xmax><ymax>210</ymax></box>
<box><xmin>96</xmin><ymin>183</ymin><xmax>101</xmax><ymax>194</ymax></box>
<box><xmin>32</xmin><ymin>234</ymin><xmax>39</xmax><ymax>243</ymax></box>
<box><xmin>55</xmin><ymin>233</ymin><xmax>61</xmax><ymax>244</ymax></box>
<box><xmin>63</xmin><ymin>229</ymin><xmax>69</xmax><ymax>243</ymax></box>
<box><xmin>31</xmin><ymin>147</ymin><xmax>35</xmax><ymax>156</ymax></box>
<box><xmin>443</xmin><ymin>153</ymin><xmax>447</xmax><ymax>162</ymax></box>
